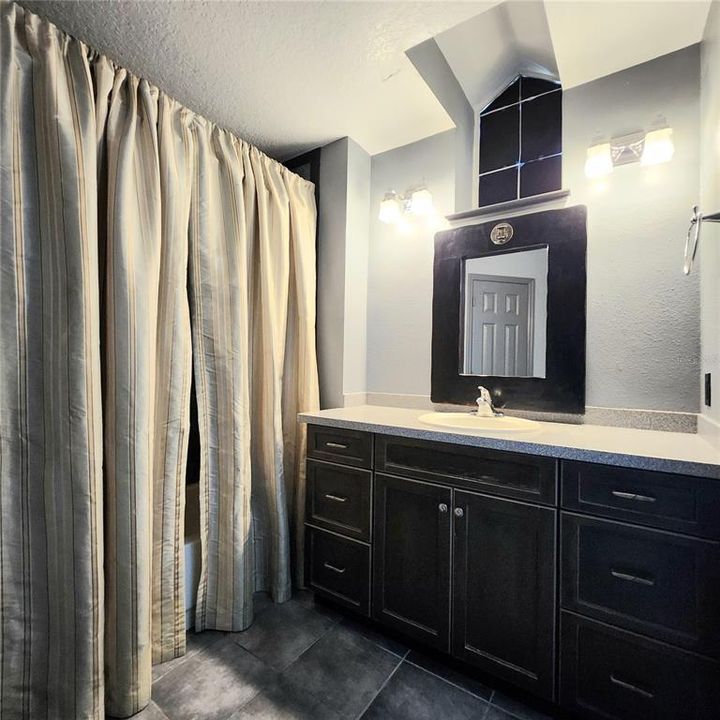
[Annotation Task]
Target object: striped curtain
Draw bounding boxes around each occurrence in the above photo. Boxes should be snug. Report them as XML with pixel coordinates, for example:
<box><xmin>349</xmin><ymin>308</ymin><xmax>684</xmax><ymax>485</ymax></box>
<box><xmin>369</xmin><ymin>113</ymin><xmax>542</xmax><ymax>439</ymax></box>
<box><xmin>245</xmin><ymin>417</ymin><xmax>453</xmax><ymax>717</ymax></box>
<box><xmin>0</xmin><ymin>4</ymin><xmax>319</xmax><ymax>718</ymax></box>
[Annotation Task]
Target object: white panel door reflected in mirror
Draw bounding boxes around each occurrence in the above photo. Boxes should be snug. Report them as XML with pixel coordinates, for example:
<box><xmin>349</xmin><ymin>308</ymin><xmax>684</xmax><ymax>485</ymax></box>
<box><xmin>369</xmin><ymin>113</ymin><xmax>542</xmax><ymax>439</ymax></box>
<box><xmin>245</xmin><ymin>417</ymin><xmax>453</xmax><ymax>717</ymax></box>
<box><xmin>462</xmin><ymin>247</ymin><xmax>548</xmax><ymax>379</ymax></box>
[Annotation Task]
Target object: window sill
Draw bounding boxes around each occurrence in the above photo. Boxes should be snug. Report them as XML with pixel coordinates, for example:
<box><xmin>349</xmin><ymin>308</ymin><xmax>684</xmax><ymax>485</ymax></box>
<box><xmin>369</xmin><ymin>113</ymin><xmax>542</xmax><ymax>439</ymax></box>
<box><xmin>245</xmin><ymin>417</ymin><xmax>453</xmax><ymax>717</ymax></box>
<box><xmin>446</xmin><ymin>189</ymin><xmax>571</xmax><ymax>223</ymax></box>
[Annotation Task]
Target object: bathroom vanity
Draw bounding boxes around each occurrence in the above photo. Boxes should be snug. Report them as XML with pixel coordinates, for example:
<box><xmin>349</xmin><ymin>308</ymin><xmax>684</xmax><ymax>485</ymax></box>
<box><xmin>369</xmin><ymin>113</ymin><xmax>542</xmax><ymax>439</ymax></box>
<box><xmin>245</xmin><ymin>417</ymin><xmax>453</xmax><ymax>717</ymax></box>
<box><xmin>300</xmin><ymin>406</ymin><xmax>720</xmax><ymax>720</ymax></box>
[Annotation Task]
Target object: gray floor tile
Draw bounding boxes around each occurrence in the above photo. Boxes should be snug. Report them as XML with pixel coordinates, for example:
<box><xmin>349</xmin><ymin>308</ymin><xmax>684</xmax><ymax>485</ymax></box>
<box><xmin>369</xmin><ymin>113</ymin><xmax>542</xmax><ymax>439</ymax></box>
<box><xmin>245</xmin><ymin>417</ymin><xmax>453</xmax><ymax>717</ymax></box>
<box><xmin>152</xmin><ymin>629</ymin><xmax>226</xmax><ymax>683</ymax></box>
<box><xmin>229</xmin><ymin>675</ymin><xmax>342</xmax><ymax>720</ymax></box>
<box><xmin>362</xmin><ymin>662</ymin><xmax>491</xmax><ymax>720</ymax></box>
<box><xmin>340</xmin><ymin>615</ymin><xmax>409</xmax><ymax>658</ymax></box>
<box><xmin>405</xmin><ymin>649</ymin><xmax>494</xmax><ymax>700</ymax></box>
<box><xmin>281</xmin><ymin>623</ymin><xmax>402</xmax><ymax>719</ymax></box>
<box><xmin>153</xmin><ymin>636</ymin><xmax>276</xmax><ymax>720</ymax></box>
<box><xmin>232</xmin><ymin>598</ymin><xmax>337</xmax><ymax>670</ymax></box>
<box><xmin>492</xmin><ymin>692</ymin><xmax>557</xmax><ymax>720</ymax></box>
<box><xmin>485</xmin><ymin>708</ymin><xmax>517</xmax><ymax>720</ymax></box>
<box><xmin>291</xmin><ymin>590</ymin><xmax>344</xmax><ymax>621</ymax></box>
<box><xmin>107</xmin><ymin>700</ymin><xmax>170</xmax><ymax>720</ymax></box>
<box><xmin>252</xmin><ymin>591</ymin><xmax>274</xmax><ymax>616</ymax></box>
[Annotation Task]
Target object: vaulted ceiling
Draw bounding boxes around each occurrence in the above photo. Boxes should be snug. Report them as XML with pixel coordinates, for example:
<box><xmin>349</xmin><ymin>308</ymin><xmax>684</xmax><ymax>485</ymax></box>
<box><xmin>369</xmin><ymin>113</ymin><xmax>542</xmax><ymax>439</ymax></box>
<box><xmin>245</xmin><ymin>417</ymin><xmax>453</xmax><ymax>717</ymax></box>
<box><xmin>19</xmin><ymin>1</ymin><xmax>713</xmax><ymax>159</ymax></box>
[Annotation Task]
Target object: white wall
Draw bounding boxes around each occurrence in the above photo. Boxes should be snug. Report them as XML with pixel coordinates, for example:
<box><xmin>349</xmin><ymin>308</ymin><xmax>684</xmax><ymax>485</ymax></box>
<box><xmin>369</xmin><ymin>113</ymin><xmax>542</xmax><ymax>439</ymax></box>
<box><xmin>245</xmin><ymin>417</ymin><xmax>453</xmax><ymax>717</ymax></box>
<box><xmin>366</xmin><ymin>47</ymin><xmax>702</xmax><ymax>414</ymax></box>
<box><xmin>700</xmin><ymin>3</ymin><xmax>720</xmax><ymax>433</ymax></box>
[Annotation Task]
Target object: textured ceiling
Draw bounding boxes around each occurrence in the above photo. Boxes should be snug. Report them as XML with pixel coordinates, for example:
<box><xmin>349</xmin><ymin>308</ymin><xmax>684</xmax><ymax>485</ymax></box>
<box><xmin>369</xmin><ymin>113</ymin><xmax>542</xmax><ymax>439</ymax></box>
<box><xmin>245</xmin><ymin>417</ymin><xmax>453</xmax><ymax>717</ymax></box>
<box><xmin>19</xmin><ymin>0</ymin><xmax>489</xmax><ymax>159</ymax></box>
<box><xmin>18</xmin><ymin>1</ymin><xmax>713</xmax><ymax>159</ymax></box>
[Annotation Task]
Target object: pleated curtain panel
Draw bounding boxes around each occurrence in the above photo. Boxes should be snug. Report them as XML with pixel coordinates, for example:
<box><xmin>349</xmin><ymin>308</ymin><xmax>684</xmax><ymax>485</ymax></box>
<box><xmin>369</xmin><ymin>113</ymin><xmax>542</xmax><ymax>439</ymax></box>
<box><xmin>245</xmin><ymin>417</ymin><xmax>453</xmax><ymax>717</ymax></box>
<box><xmin>0</xmin><ymin>3</ymin><xmax>320</xmax><ymax>717</ymax></box>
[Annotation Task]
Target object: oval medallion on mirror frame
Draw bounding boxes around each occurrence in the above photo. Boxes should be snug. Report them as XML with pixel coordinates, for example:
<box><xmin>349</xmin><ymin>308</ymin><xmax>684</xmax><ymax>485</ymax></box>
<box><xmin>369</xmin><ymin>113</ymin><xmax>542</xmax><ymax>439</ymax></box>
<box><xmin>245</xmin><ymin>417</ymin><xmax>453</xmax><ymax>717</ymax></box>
<box><xmin>431</xmin><ymin>206</ymin><xmax>587</xmax><ymax>414</ymax></box>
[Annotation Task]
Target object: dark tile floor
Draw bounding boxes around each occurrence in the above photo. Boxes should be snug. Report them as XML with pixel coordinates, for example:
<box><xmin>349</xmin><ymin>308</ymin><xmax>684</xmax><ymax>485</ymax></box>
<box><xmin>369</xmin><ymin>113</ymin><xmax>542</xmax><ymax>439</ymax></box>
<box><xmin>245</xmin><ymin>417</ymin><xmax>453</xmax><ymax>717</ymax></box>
<box><xmin>138</xmin><ymin>591</ymin><xmax>561</xmax><ymax>720</ymax></box>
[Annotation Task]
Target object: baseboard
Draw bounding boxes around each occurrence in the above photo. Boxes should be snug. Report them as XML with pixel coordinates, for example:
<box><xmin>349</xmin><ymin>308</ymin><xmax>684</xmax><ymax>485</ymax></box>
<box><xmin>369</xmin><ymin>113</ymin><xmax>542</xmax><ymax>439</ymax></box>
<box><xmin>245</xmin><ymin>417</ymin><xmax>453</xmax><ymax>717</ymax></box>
<box><xmin>365</xmin><ymin>392</ymin><xmax>433</xmax><ymax>410</ymax></box>
<box><xmin>584</xmin><ymin>406</ymin><xmax>697</xmax><ymax>433</ymax></box>
<box><xmin>698</xmin><ymin>412</ymin><xmax>720</xmax><ymax>448</ymax></box>
<box><xmin>343</xmin><ymin>392</ymin><xmax>368</xmax><ymax>407</ymax></box>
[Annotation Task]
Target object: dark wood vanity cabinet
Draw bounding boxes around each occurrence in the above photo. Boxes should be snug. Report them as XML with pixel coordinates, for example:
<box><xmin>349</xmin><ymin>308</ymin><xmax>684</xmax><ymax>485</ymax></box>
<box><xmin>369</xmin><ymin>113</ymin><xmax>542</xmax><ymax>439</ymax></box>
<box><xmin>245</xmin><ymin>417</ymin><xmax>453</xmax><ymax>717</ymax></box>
<box><xmin>559</xmin><ymin>462</ymin><xmax>720</xmax><ymax>720</ymax></box>
<box><xmin>305</xmin><ymin>426</ymin><xmax>373</xmax><ymax>615</ymax></box>
<box><xmin>304</xmin><ymin>424</ymin><xmax>720</xmax><ymax>719</ymax></box>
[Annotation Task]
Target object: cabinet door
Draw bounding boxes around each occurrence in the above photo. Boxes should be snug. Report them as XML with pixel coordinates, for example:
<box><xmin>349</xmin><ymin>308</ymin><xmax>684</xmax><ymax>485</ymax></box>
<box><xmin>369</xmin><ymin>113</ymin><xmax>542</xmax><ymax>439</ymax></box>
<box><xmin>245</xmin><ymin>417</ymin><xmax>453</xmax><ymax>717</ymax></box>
<box><xmin>373</xmin><ymin>473</ymin><xmax>452</xmax><ymax>650</ymax></box>
<box><xmin>453</xmin><ymin>490</ymin><xmax>556</xmax><ymax>699</ymax></box>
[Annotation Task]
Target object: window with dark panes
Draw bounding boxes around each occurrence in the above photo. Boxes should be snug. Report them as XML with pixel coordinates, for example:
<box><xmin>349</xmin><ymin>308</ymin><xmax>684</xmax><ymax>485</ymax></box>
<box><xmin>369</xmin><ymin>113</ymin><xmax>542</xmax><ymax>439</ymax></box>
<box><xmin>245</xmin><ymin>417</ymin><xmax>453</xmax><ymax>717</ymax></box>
<box><xmin>478</xmin><ymin>76</ymin><xmax>562</xmax><ymax>208</ymax></box>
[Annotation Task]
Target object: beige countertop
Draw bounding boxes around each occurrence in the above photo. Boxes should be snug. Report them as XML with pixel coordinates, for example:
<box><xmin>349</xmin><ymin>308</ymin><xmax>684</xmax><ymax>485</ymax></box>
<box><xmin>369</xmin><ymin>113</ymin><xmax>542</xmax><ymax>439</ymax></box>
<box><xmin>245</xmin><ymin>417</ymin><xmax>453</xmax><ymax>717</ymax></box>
<box><xmin>299</xmin><ymin>405</ymin><xmax>720</xmax><ymax>479</ymax></box>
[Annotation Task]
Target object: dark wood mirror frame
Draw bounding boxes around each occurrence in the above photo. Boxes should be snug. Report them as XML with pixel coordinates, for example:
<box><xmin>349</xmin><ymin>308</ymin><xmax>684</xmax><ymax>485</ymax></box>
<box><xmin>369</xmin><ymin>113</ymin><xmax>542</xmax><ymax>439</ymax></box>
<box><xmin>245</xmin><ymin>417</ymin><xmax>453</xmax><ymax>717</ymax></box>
<box><xmin>431</xmin><ymin>206</ymin><xmax>587</xmax><ymax>414</ymax></box>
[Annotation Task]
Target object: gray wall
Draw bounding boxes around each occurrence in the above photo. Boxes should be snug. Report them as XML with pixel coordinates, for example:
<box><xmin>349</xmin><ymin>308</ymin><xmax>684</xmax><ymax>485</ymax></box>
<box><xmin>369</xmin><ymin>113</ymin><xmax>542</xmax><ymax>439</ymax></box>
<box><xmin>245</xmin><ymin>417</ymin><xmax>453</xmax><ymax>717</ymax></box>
<box><xmin>316</xmin><ymin>137</ymin><xmax>371</xmax><ymax>409</ymax></box>
<box><xmin>700</xmin><ymin>3</ymin><xmax>720</xmax><ymax>430</ymax></box>
<box><xmin>367</xmin><ymin>130</ymin><xmax>456</xmax><ymax>399</ymax></box>
<box><xmin>406</xmin><ymin>39</ymin><xmax>475</xmax><ymax>213</ymax></box>
<box><xmin>563</xmin><ymin>46</ymin><xmax>700</xmax><ymax>412</ymax></box>
<box><xmin>342</xmin><ymin>139</ymin><xmax>371</xmax><ymax>400</ymax></box>
<box><xmin>366</xmin><ymin>47</ymin><xmax>702</xmax><ymax>413</ymax></box>
<box><xmin>317</xmin><ymin>138</ymin><xmax>348</xmax><ymax>409</ymax></box>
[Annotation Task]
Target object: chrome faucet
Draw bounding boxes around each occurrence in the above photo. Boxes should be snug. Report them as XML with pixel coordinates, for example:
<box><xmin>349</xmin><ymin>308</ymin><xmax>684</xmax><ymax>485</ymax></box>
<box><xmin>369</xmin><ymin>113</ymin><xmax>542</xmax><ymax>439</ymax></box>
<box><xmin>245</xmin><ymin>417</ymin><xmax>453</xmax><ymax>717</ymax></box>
<box><xmin>475</xmin><ymin>386</ymin><xmax>503</xmax><ymax>417</ymax></box>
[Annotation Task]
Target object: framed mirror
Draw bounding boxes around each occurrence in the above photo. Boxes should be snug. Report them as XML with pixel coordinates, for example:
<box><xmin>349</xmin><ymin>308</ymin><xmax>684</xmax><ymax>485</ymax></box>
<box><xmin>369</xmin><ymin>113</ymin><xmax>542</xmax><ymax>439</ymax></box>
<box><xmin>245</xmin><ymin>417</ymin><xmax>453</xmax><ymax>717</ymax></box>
<box><xmin>431</xmin><ymin>206</ymin><xmax>587</xmax><ymax>414</ymax></box>
<box><xmin>462</xmin><ymin>246</ymin><xmax>549</xmax><ymax>378</ymax></box>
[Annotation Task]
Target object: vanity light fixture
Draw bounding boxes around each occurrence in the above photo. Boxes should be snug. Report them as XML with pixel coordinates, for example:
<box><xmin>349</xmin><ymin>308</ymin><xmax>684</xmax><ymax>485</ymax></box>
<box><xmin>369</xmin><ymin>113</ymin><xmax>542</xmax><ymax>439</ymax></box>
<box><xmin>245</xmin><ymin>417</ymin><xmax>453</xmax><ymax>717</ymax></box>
<box><xmin>641</xmin><ymin>125</ymin><xmax>675</xmax><ymax>166</ymax></box>
<box><xmin>378</xmin><ymin>192</ymin><xmax>402</xmax><ymax>224</ymax></box>
<box><xmin>408</xmin><ymin>187</ymin><xmax>434</xmax><ymax>216</ymax></box>
<box><xmin>584</xmin><ymin>142</ymin><xmax>613</xmax><ymax>178</ymax></box>
<box><xmin>584</xmin><ymin>117</ymin><xmax>675</xmax><ymax>179</ymax></box>
<box><xmin>378</xmin><ymin>185</ymin><xmax>435</xmax><ymax>224</ymax></box>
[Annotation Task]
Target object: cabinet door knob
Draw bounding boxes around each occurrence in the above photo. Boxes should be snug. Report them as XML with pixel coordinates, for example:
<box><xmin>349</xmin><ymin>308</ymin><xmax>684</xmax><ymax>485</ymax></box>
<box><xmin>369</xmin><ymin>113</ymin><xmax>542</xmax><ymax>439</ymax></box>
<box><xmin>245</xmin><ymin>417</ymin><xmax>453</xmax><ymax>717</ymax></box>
<box><xmin>438</xmin><ymin>503</ymin><xmax>448</xmax><ymax>513</ymax></box>
<box><xmin>454</xmin><ymin>507</ymin><xmax>464</xmax><ymax>518</ymax></box>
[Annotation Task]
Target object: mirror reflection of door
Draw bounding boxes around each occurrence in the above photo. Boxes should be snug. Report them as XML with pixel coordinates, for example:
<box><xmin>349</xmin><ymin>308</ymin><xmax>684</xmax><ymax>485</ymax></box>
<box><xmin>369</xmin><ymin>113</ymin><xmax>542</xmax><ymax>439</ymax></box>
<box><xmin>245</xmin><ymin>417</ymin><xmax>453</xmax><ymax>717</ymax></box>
<box><xmin>466</xmin><ymin>274</ymin><xmax>534</xmax><ymax>376</ymax></box>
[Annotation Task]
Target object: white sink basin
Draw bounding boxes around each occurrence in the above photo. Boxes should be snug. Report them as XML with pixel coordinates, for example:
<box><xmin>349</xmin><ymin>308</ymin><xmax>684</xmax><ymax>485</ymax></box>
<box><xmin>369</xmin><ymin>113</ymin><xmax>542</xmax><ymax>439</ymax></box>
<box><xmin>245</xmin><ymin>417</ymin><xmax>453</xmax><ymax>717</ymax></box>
<box><xmin>418</xmin><ymin>412</ymin><xmax>540</xmax><ymax>433</ymax></box>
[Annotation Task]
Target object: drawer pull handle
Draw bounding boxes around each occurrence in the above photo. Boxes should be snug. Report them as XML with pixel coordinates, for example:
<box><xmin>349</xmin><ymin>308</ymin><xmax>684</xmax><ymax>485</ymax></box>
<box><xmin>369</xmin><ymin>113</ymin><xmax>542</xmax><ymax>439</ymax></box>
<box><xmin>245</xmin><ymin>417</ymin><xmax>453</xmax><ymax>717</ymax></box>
<box><xmin>325</xmin><ymin>442</ymin><xmax>349</xmax><ymax>450</ymax></box>
<box><xmin>611</xmin><ymin>569</ymin><xmax>655</xmax><ymax>586</ymax></box>
<box><xmin>610</xmin><ymin>674</ymin><xmax>655</xmax><ymax>699</ymax></box>
<box><xmin>324</xmin><ymin>493</ymin><xmax>348</xmax><ymax>503</ymax></box>
<box><xmin>611</xmin><ymin>490</ymin><xmax>656</xmax><ymax>503</ymax></box>
<box><xmin>438</xmin><ymin>503</ymin><xmax>448</xmax><ymax>513</ymax></box>
<box><xmin>323</xmin><ymin>562</ymin><xmax>346</xmax><ymax>574</ymax></box>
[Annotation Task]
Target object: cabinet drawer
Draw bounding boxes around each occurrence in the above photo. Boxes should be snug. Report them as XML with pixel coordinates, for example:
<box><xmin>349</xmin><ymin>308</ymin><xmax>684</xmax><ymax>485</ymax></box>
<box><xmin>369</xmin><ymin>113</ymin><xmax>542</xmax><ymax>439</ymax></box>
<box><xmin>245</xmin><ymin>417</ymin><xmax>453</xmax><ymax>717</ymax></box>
<box><xmin>306</xmin><ymin>460</ymin><xmax>371</xmax><ymax>542</ymax></box>
<box><xmin>305</xmin><ymin>527</ymin><xmax>370</xmax><ymax>616</ymax></box>
<box><xmin>560</xmin><ymin>613</ymin><xmax>720</xmax><ymax>720</ymax></box>
<box><xmin>562</xmin><ymin>461</ymin><xmax>720</xmax><ymax>539</ymax></box>
<box><xmin>307</xmin><ymin>425</ymin><xmax>372</xmax><ymax>468</ymax></box>
<box><xmin>376</xmin><ymin>435</ymin><xmax>557</xmax><ymax>505</ymax></box>
<box><xmin>561</xmin><ymin>514</ymin><xmax>720</xmax><ymax>657</ymax></box>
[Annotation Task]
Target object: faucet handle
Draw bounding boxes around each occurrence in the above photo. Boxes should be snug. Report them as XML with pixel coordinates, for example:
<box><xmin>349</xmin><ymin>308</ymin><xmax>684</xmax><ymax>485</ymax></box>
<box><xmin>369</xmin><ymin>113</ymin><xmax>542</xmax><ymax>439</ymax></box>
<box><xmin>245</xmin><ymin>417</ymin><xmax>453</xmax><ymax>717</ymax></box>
<box><xmin>477</xmin><ymin>386</ymin><xmax>492</xmax><ymax>403</ymax></box>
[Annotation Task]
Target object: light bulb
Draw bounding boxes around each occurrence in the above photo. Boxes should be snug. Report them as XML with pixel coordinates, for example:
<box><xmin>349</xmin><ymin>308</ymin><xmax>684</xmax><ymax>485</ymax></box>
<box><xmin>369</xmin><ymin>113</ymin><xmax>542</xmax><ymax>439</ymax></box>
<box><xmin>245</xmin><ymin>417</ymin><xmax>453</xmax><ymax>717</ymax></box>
<box><xmin>641</xmin><ymin>127</ymin><xmax>674</xmax><ymax>166</ymax></box>
<box><xmin>584</xmin><ymin>142</ymin><xmax>613</xmax><ymax>178</ymax></box>
<box><xmin>378</xmin><ymin>193</ymin><xmax>401</xmax><ymax>224</ymax></box>
<box><xmin>409</xmin><ymin>188</ymin><xmax>433</xmax><ymax>216</ymax></box>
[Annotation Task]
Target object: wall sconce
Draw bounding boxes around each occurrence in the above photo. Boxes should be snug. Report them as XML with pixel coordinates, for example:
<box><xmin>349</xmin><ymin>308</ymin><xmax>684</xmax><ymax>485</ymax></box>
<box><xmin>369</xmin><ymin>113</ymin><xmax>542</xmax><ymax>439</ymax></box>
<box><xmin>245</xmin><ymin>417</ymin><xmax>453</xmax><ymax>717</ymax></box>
<box><xmin>379</xmin><ymin>192</ymin><xmax>402</xmax><ymax>224</ymax></box>
<box><xmin>584</xmin><ymin>142</ymin><xmax>613</xmax><ymax>178</ymax></box>
<box><xmin>584</xmin><ymin>117</ymin><xmax>674</xmax><ymax>179</ymax></box>
<box><xmin>378</xmin><ymin>186</ymin><xmax>435</xmax><ymax>224</ymax></box>
<box><xmin>641</xmin><ymin>126</ymin><xmax>674</xmax><ymax>166</ymax></box>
